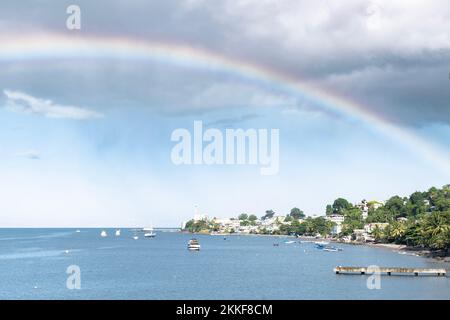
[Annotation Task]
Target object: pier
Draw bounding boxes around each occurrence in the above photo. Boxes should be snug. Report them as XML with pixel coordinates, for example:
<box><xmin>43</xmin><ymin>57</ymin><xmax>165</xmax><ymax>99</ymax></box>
<box><xmin>334</xmin><ymin>266</ymin><xmax>447</xmax><ymax>276</ymax></box>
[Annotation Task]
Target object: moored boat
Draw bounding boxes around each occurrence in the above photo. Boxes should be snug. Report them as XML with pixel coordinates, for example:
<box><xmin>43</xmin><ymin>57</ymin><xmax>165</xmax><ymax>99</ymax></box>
<box><xmin>322</xmin><ymin>246</ymin><xmax>342</xmax><ymax>252</ymax></box>
<box><xmin>314</xmin><ymin>241</ymin><xmax>330</xmax><ymax>246</ymax></box>
<box><xmin>143</xmin><ymin>226</ymin><xmax>156</xmax><ymax>238</ymax></box>
<box><xmin>188</xmin><ymin>238</ymin><xmax>201</xmax><ymax>251</ymax></box>
<box><xmin>100</xmin><ymin>230</ymin><xmax>108</xmax><ymax>237</ymax></box>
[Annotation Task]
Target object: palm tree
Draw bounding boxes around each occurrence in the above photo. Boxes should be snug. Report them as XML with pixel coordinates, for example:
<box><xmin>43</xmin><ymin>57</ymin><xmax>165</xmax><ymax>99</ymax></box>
<box><xmin>372</xmin><ymin>226</ymin><xmax>384</xmax><ymax>242</ymax></box>
<box><xmin>420</xmin><ymin>212</ymin><xmax>450</xmax><ymax>250</ymax></box>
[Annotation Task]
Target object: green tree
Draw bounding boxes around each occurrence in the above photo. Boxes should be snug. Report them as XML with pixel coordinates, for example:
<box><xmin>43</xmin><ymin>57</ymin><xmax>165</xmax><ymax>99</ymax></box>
<box><xmin>326</xmin><ymin>204</ymin><xmax>333</xmax><ymax>215</ymax></box>
<box><xmin>248</xmin><ymin>214</ymin><xmax>258</xmax><ymax>222</ymax></box>
<box><xmin>240</xmin><ymin>220</ymin><xmax>250</xmax><ymax>226</ymax></box>
<box><xmin>385</xmin><ymin>196</ymin><xmax>407</xmax><ymax>218</ymax></box>
<box><xmin>341</xmin><ymin>207</ymin><xmax>363</xmax><ymax>234</ymax></box>
<box><xmin>420</xmin><ymin>211</ymin><xmax>450</xmax><ymax>250</ymax></box>
<box><xmin>262</xmin><ymin>210</ymin><xmax>275</xmax><ymax>220</ymax></box>
<box><xmin>372</xmin><ymin>225</ymin><xmax>385</xmax><ymax>242</ymax></box>
<box><xmin>332</xmin><ymin>198</ymin><xmax>352</xmax><ymax>214</ymax></box>
<box><xmin>311</xmin><ymin>217</ymin><xmax>333</xmax><ymax>236</ymax></box>
<box><xmin>238</xmin><ymin>213</ymin><xmax>248</xmax><ymax>220</ymax></box>
<box><xmin>290</xmin><ymin>207</ymin><xmax>305</xmax><ymax>219</ymax></box>
<box><xmin>387</xmin><ymin>221</ymin><xmax>407</xmax><ymax>243</ymax></box>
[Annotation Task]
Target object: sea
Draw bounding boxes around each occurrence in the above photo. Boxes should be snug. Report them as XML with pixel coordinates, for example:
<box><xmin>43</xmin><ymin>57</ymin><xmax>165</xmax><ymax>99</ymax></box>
<box><xmin>0</xmin><ymin>229</ymin><xmax>448</xmax><ymax>300</ymax></box>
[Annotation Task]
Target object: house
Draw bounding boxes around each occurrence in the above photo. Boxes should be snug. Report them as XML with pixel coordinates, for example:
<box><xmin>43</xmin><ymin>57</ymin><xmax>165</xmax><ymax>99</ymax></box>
<box><xmin>368</xmin><ymin>201</ymin><xmax>384</xmax><ymax>210</ymax></box>
<box><xmin>193</xmin><ymin>214</ymin><xmax>209</xmax><ymax>222</ymax></box>
<box><xmin>326</xmin><ymin>214</ymin><xmax>344</xmax><ymax>235</ymax></box>
<box><xmin>353</xmin><ymin>228</ymin><xmax>371</xmax><ymax>242</ymax></box>
<box><xmin>364</xmin><ymin>223</ymin><xmax>389</xmax><ymax>234</ymax></box>
<box><xmin>356</xmin><ymin>200</ymin><xmax>369</xmax><ymax>220</ymax></box>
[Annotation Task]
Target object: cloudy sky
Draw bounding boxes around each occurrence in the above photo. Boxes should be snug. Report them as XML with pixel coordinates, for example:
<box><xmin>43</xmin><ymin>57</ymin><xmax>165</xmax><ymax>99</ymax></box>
<box><xmin>1</xmin><ymin>0</ymin><xmax>450</xmax><ymax>227</ymax></box>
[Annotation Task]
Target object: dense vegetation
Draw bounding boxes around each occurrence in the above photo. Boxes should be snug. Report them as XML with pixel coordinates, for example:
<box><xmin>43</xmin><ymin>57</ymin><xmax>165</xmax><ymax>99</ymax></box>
<box><xmin>326</xmin><ymin>185</ymin><xmax>450</xmax><ymax>250</ymax></box>
<box><xmin>361</xmin><ymin>185</ymin><xmax>450</xmax><ymax>250</ymax></box>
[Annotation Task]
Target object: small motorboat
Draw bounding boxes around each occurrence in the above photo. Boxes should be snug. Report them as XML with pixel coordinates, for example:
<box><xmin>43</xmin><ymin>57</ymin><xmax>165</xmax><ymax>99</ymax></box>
<box><xmin>100</xmin><ymin>230</ymin><xmax>107</xmax><ymax>237</ymax></box>
<box><xmin>115</xmin><ymin>229</ymin><xmax>121</xmax><ymax>237</ymax></box>
<box><xmin>322</xmin><ymin>246</ymin><xmax>342</xmax><ymax>252</ymax></box>
<box><xmin>75</xmin><ymin>230</ymin><xmax>81</xmax><ymax>233</ymax></box>
<box><xmin>314</xmin><ymin>241</ymin><xmax>330</xmax><ymax>249</ymax></box>
<box><xmin>285</xmin><ymin>240</ymin><xmax>296</xmax><ymax>244</ymax></box>
<box><xmin>188</xmin><ymin>238</ymin><xmax>201</xmax><ymax>251</ymax></box>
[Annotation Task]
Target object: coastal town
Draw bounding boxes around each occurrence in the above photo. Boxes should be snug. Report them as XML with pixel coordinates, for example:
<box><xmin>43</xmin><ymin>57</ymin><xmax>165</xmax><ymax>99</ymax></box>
<box><xmin>182</xmin><ymin>185</ymin><xmax>450</xmax><ymax>253</ymax></box>
<box><xmin>183</xmin><ymin>201</ymin><xmax>391</xmax><ymax>243</ymax></box>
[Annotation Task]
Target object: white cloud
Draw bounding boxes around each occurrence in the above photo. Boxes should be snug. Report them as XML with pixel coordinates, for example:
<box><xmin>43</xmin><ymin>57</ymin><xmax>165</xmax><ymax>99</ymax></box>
<box><xmin>190</xmin><ymin>83</ymin><xmax>298</xmax><ymax>110</ymax></box>
<box><xmin>3</xmin><ymin>89</ymin><xmax>103</xmax><ymax>120</ymax></box>
<box><xmin>15</xmin><ymin>150</ymin><xmax>40</xmax><ymax>160</ymax></box>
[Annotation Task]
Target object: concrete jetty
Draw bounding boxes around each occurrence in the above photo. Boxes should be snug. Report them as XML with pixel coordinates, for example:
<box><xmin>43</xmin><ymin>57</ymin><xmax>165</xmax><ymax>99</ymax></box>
<box><xmin>334</xmin><ymin>266</ymin><xmax>447</xmax><ymax>276</ymax></box>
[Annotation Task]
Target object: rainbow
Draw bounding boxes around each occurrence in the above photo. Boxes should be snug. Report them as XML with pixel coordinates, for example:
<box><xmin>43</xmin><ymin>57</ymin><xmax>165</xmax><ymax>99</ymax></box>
<box><xmin>1</xmin><ymin>33</ymin><xmax>449</xmax><ymax>175</ymax></box>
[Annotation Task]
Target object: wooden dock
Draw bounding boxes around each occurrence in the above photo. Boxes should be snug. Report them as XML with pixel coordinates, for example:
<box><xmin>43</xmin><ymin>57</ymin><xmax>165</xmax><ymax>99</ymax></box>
<box><xmin>334</xmin><ymin>266</ymin><xmax>447</xmax><ymax>276</ymax></box>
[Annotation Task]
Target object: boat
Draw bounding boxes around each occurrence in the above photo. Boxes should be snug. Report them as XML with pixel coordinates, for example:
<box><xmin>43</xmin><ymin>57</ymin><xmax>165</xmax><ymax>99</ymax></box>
<box><xmin>144</xmin><ymin>229</ymin><xmax>156</xmax><ymax>238</ymax></box>
<box><xmin>188</xmin><ymin>238</ymin><xmax>201</xmax><ymax>251</ymax></box>
<box><xmin>143</xmin><ymin>226</ymin><xmax>156</xmax><ymax>238</ymax></box>
<box><xmin>319</xmin><ymin>245</ymin><xmax>343</xmax><ymax>252</ymax></box>
<box><xmin>323</xmin><ymin>246</ymin><xmax>342</xmax><ymax>252</ymax></box>
<box><xmin>115</xmin><ymin>229</ymin><xmax>121</xmax><ymax>236</ymax></box>
<box><xmin>284</xmin><ymin>240</ymin><xmax>296</xmax><ymax>244</ymax></box>
<box><xmin>314</xmin><ymin>241</ymin><xmax>330</xmax><ymax>249</ymax></box>
<box><xmin>100</xmin><ymin>230</ymin><xmax>107</xmax><ymax>237</ymax></box>
<box><xmin>75</xmin><ymin>229</ymin><xmax>81</xmax><ymax>233</ymax></box>
<box><xmin>132</xmin><ymin>228</ymin><xmax>139</xmax><ymax>240</ymax></box>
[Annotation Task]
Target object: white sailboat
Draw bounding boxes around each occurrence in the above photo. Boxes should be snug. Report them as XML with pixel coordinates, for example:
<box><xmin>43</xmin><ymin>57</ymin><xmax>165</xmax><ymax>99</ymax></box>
<box><xmin>115</xmin><ymin>229</ymin><xmax>121</xmax><ymax>236</ymax></box>
<box><xmin>100</xmin><ymin>230</ymin><xmax>108</xmax><ymax>237</ymax></box>
<box><xmin>143</xmin><ymin>225</ymin><xmax>156</xmax><ymax>238</ymax></box>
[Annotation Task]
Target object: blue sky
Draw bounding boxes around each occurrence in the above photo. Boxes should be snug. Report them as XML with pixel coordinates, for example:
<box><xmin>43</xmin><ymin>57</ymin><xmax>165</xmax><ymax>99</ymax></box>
<box><xmin>1</xmin><ymin>0</ymin><xmax>450</xmax><ymax>226</ymax></box>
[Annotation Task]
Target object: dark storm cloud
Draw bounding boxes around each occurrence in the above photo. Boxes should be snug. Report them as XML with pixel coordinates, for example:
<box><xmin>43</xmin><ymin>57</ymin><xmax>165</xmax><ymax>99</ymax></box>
<box><xmin>1</xmin><ymin>0</ymin><xmax>450</xmax><ymax>126</ymax></box>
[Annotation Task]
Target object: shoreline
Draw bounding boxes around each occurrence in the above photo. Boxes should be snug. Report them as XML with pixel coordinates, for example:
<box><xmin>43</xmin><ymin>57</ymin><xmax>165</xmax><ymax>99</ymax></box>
<box><xmin>365</xmin><ymin>242</ymin><xmax>450</xmax><ymax>262</ymax></box>
<box><xmin>183</xmin><ymin>231</ymin><xmax>450</xmax><ymax>262</ymax></box>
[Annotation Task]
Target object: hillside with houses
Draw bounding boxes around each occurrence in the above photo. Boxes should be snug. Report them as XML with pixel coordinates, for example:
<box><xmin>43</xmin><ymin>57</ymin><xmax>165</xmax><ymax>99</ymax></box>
<box><xmin>183</xmin><ymin>185</ymin><xmax>450</xmax><ymax>252</ymax></box>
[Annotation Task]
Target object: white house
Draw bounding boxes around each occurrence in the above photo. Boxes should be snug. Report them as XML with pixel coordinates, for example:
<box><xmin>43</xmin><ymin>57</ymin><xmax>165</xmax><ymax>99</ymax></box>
<box><xmin>326</xmin><ymin>214</ymin><xmax>344</xmax><ymax>235</ymax></box>
<box><xmin>356</xmin><ymin>200</ymin><xmax>369</xmax><ymax>220</ymax></box>
<box><xmin>364</xmin><ymin>223</ymin><xmax>389</xmax><ymax>233</ymax></box>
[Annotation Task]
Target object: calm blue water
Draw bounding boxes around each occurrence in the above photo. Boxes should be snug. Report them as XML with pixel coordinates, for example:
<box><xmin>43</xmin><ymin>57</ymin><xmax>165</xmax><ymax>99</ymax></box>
<box><xmin>0</xmin><ymin>229</ymin><xmax>448</xmax><ymax>299</ymax></box>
